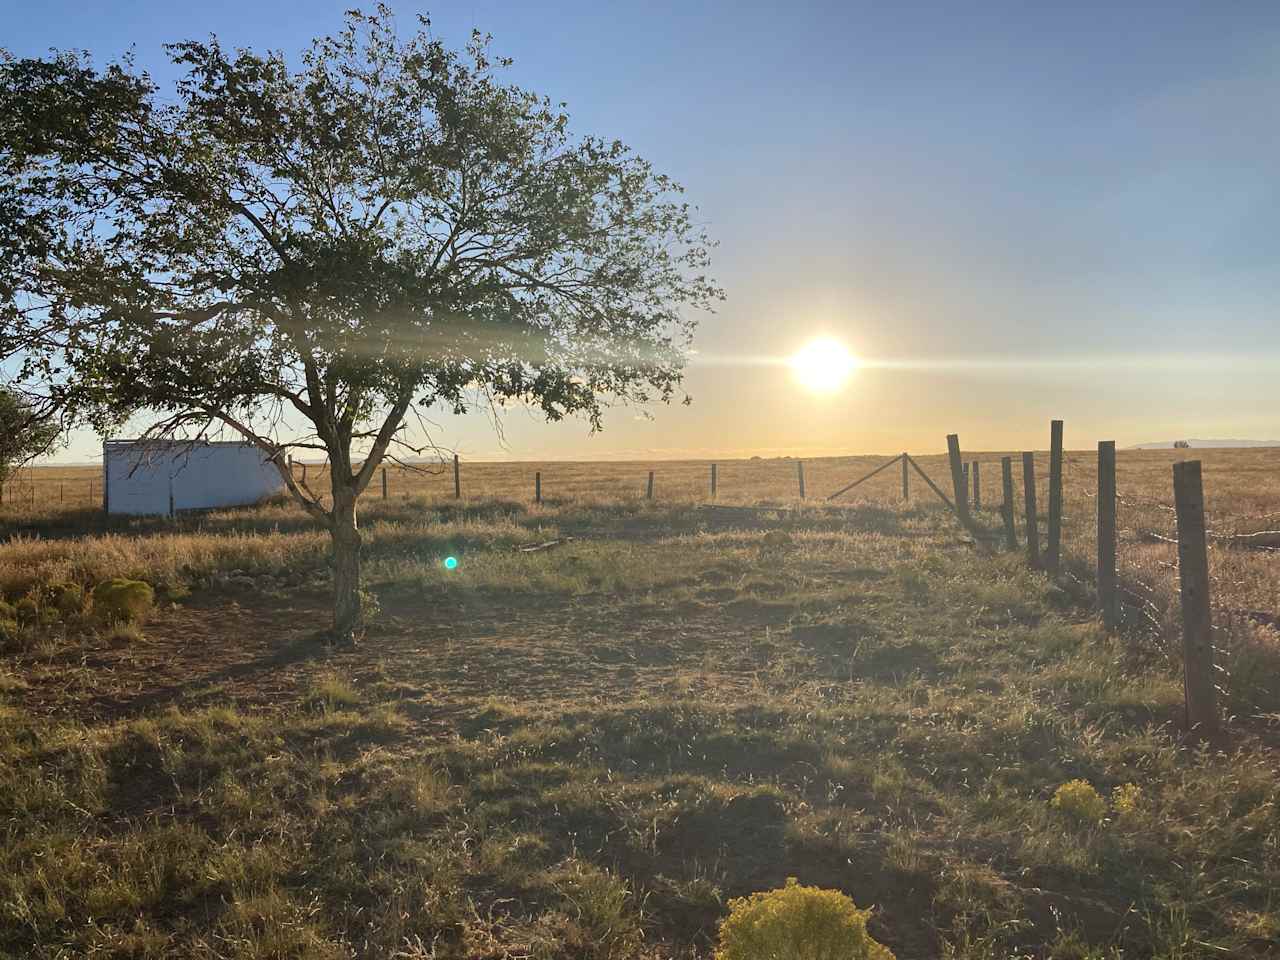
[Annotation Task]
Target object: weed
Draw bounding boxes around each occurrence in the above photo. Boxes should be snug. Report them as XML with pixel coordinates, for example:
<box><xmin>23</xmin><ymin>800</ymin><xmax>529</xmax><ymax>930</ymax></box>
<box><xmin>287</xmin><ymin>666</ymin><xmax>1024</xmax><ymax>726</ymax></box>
<box><xmin>103</xmin><ymin>621</ymin><xmax>144</xmax><ymax>647</ymax></box>
<box><xmin>1051</xmin><ymin>780</ymin><xmax>1108</xmax><ymax>825</ymax></box>
<box><xmin>305</xmin><ymin>674</ymin><xmax>361</xmax><ymax>712</ymax></box>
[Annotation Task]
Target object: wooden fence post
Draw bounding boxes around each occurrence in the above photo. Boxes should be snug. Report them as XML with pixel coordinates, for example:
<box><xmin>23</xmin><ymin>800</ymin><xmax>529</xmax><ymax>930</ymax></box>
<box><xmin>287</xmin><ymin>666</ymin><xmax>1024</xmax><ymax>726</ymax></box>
<box><xmin>946</xmin><ymin>435</ymin><xmax>970</xmax><ymax>526</ymax></box>
<box><xmin>1022</xmin><ymin>452</ymin><xmax>1041</xmax><ymax>568</ymax></box>
<box><xmin>453</xmin><ymin>454</ymin><xmax>461</xmax><ymax>499</ymax></box>
<box><xmin>1000</xmin><ymin>456</ymin><xmax>1017</xmax><ymax>551</ymax></box>
<box><xmin>1046</xmin><ymin>420</ymin><xmax>1064</xmax><ymax>572</ymax></box>
<box><xmin>381</xmin><ymin>467</ymin><xmax>388</xmax><ymax>500</ymax></box>
<box><xmin>972</xmin><ymin>461</ymin><xmax>981</xmax><ymax>510</ymax></box>
<box><xmin>797</xmin><ymin>461</ymin><xmax>806</xmax><ymax>499</ymax></box>
<box><xmin>535</xmin><ymin>471</ymin><xmax>542</xmax><ymax>504</ymax></box>
<box><xmin>646</xmin><ymin>470</ymin><xmax>654</xmax><ymax>500</ymax></box>
<box><xmin>301</xmin><ymin>462</ymin><xmax>307</xmax><ymax>483</ymax></box>
<box><xmin>60</xmin><ymin>483</ymin><xmax>64</xmax><ymax>504</ymax></box>
<box><xmin>901</xmin><ymin>454</ymin><xmax>909</xmax><ymax>501</ymax></box>
<box><xmin>1097</xmin><ymin>441</ymin><xmax>1118</xmax><ymax>628</ymax></box>
<box><xmin>1173</xmin><ymin>459</ymin><xmax>1221</xmax><ymax>744</ymax></box>
<box><xmin>962</xmin><ymin>462</ymin><xmax>970</xmax><ymax>510</ymax></box>
<box><xmin>710</xmin><ymin>463</ymin><xmax>717</xmax><ymax>498</ymax></box>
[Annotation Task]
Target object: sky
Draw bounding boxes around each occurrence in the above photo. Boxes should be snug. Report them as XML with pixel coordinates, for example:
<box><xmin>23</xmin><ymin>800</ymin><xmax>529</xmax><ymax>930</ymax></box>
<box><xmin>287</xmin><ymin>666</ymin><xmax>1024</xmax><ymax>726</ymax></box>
<box><xmin>6</xmin><ymin>0</ymin><xmax>1280</xmax><ymax>461</ymax></box>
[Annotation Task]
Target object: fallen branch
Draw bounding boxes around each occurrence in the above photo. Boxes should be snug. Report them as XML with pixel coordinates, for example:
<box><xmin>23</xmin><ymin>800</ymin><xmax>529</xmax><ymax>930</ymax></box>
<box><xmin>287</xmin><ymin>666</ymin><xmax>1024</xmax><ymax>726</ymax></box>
<box><xmin>518</xmin><ymin>537</ymin><xmax>575</xmax><ymax>553</ymax></box>
<box><xmin>1209</xmin><ymin>529</ymin><xmax>1280</xmax><ymax>549</ymax></box>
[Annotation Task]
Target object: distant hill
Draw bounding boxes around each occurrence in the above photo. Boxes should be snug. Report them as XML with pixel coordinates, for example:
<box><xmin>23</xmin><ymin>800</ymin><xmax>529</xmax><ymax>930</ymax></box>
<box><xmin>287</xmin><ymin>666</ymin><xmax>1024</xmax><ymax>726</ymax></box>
<box><xmin>1129</xmin><ymin>439</ymin><xmax>1280</xmax><ymax>449</ymax></box>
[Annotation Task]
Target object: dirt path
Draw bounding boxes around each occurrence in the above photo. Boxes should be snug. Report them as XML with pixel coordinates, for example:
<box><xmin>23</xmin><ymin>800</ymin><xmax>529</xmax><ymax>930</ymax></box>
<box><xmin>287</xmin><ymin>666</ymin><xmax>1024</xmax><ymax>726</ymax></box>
<box><xmin>12</xmin><ymin>579</ymin><xmax>792</xmax><ymax>727</ymax></box>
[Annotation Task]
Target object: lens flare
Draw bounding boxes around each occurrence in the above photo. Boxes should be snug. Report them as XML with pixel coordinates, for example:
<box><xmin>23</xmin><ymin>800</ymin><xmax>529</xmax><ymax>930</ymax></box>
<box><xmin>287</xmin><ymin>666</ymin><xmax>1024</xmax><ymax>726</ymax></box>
<box><xmin>443</xmin><ymin>556</ymin><xmax>458</xmax><ymax>571</ymax></box>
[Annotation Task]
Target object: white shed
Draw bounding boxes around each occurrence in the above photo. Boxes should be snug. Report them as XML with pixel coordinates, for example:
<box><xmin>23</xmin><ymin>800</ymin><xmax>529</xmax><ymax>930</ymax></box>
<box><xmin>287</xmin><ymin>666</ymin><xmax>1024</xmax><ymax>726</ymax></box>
<box><xmin>103</xmin><ymin>440</ymin><xmax>284</xmax><ymax>516</ymax></box>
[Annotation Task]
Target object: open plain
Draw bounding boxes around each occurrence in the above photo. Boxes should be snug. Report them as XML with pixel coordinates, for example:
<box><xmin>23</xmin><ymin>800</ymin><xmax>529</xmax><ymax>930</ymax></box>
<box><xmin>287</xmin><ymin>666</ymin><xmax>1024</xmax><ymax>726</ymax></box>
<box><xmin>1</xmin><ymin>448</ymin><xmax>1277</xmax><ymax>958</ymax></box>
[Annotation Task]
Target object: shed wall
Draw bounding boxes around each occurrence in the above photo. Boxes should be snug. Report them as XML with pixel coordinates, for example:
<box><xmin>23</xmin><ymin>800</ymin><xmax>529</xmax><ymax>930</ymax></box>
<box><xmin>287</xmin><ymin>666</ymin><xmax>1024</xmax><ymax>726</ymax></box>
<box><xmin>104</xmin><ymin>443</ymin><xmax>282</xmax><ymax>516</ymax></box>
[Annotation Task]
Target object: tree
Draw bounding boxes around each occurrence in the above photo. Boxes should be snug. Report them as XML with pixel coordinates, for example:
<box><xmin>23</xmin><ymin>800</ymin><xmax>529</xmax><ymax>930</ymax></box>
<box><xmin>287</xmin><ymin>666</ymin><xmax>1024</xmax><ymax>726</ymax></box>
<box><xmin>0</xmin><ymin>388</ymin><xmax>61</xmax><ymax>502</ymax></box>
<box><xmin>0</xmin><ymin>7</ymin><xmax>720</xmax><ymax>640</ymax></box>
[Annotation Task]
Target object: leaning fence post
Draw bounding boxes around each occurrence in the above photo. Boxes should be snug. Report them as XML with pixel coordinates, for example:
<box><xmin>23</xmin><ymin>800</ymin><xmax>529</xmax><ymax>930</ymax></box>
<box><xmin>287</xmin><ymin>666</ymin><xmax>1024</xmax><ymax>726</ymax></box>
<box><xmin>901</xmin><ymin>454</ymin><xmax>909</xmax><ymax>501</ymax></box>
<box><xmin>710</xmin><ymin>463</ymin><xmax>717</xmax><ymax>499</ymax></box>
<box><xmin>1022</xmin><ymin>452</ymin><xmax>1041</xmax><ymax>568</ymax></box>
<box><xmin>1173</xmin><ymin>459</ymin><xmax>1221</xmax><ymax>744</ymax></box>
<box><xmin>1097</xmin><ymin>441</ymin><xmax>1118</xmax><ymax>628</ymax></box>
<box><xmin>381</xmin><ymin>467</ymin><xmax>388</xmax><ymax>500</ymax></box>
<box><xmin>972</xmin><ymin>461</ymin><xmax>981</xmax><ymax>510</ymax></box>
<box><xmin>1046</xmin><ymin>420</ymin><xmax>1064</xmax><ymax>572</ymax></box>
<box><xmin>453</xmin><ymin>454</ymin><xmax>461</xmax><ymax>499</ymax></box>
<box><xmin>535</xmin><ymin>471</ymin><xmax>542</xmax><ymax>505</ymax></box>
<box><xmin>646</xmin><ymin>470</ymin><xmax>654</xmax><ymax>500</ymax></box>
<box><xmin>946</xmin><ymin>435</ymin><xmax>970</xmax><ymax>526</ymax></box>
<box><xmin>797</xmin><ymin>461</ymin><xmax>806</xmax><ymax>499</ymax></box>
<box><xmin>1000</xmin><ymin>456</ymin><xmax>1017</xmax><ymax>551</ymax></box>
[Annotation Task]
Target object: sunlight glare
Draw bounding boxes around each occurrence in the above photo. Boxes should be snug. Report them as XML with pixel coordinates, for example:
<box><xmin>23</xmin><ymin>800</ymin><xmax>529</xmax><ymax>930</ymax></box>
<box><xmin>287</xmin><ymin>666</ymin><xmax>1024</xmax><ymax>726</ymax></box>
<box><xmin>789</xmin><ymin>338</ymin><xmax>858</xmax><ymax>392</ymax></box>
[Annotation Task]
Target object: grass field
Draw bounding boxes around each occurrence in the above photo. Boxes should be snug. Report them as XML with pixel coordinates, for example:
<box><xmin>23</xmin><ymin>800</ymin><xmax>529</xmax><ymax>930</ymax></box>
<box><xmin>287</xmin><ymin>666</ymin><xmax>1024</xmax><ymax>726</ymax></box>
<box><xmin>1</xmin><ymin>449</ymin><xmax>1277</xmax><ymax>958</ymax></box>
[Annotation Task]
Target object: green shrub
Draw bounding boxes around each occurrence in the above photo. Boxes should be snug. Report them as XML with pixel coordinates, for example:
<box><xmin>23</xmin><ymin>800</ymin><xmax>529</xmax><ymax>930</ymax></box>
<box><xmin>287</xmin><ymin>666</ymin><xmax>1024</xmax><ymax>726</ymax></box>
<box><xmin>92</xmin><ymin>579</ymin><xmax>155</xmax><ymax>624</ymax></box>
<box><xmin>717</xmin><ymin>877</ymin><xmax>895</xmax><ymax>960</ymax></box>
<box><xmin>0</xmin><ymin>617</ymin><xmax>20</xmax><ymax>647</ymax></box>
<box><xmin>14</xmin><ymin>597</ymin><xmax>39</xmax><ymax>625</ymax></box>
<box><xmin>1051</xmin><ymin>780</ymin><xmax>1107</xmax><ymax>825</ymax></box>
<box><xmin>47</xmin><ymin>582</ymin><xmax>87</xmax><ymax>619</ymax></box>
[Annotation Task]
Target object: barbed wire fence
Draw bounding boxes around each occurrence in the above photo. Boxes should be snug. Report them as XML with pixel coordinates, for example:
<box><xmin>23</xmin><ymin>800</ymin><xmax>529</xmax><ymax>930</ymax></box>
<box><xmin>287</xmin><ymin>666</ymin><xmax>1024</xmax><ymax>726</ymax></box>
<box><xmin>942</xmin><ymin>429</ymin><xmax>1280</xmax><ymax>744</ymax></box>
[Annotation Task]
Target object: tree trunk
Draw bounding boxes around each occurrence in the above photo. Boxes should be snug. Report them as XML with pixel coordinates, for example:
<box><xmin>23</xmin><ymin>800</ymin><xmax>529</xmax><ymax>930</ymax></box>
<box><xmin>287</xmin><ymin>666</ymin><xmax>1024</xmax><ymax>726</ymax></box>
<box><xmin>330</xmin><ymin>488</ymin><xmax>363</xmax><ymax>643</ymax></box>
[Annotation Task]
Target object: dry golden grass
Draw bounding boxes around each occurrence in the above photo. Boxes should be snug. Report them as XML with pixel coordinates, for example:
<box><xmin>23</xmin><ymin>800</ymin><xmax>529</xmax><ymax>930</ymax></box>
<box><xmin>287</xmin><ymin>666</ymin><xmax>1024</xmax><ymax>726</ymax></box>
<box><xmin>10</xmin><ymin>446</ymin><xmax>1277</xmax><ymax>632</ymax></box>
<box><xmin>0</xmin><ymin>448</ymin><xmax>1277</xmax><ymax>958</ymax></box>
<box><xmin>4</xmin><ymin>447</ymin><xmax>1276</xmax><ymax>724</ymax></box>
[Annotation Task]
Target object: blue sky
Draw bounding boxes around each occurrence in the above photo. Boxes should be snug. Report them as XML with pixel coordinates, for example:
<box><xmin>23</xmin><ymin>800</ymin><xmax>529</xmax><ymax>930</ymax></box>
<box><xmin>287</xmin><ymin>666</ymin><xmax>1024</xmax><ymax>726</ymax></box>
<box><xmin>6</xmin><ymin>1</ymin><xmax>1280</xmax><ymax>459</ymax></box>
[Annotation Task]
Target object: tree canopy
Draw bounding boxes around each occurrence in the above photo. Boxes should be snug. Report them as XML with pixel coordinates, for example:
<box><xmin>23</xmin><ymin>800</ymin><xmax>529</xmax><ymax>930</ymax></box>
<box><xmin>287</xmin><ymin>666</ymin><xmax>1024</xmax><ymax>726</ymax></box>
<box><xmin>0</xmin><ymin>388</ymin><xmax>61</xmax><ymax>490</ymax></box>
<box><xmin>0</xmin><ymin>6</ymin><xmax>720</xmax><ymax>637</ymax></box>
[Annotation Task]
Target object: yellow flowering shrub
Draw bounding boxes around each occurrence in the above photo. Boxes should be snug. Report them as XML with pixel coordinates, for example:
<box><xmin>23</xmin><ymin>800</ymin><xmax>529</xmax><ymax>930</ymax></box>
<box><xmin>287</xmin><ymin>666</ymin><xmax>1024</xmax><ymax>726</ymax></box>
<box><xmin>1112</xmin><ymin>783</ymin><xmax>1143</xmax><ymax>817</ymax></box>
<box><xmin>716</xmin><ymin>877</ymin><xmax>895</xmax><ymax>960</ymax></box>
<box><xmin>1051</xmin><ymin>779</ymin><xmax>1107</xmax><ymax>824</ymax></box>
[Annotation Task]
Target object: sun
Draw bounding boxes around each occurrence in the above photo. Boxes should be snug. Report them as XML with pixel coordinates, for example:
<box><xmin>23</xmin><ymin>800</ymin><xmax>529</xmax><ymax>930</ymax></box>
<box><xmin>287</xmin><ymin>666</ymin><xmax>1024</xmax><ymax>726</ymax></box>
<box><xmin>789</xmin><ymin>338</ymin><xmax>859</xmax><ymax>392</ymax></box>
